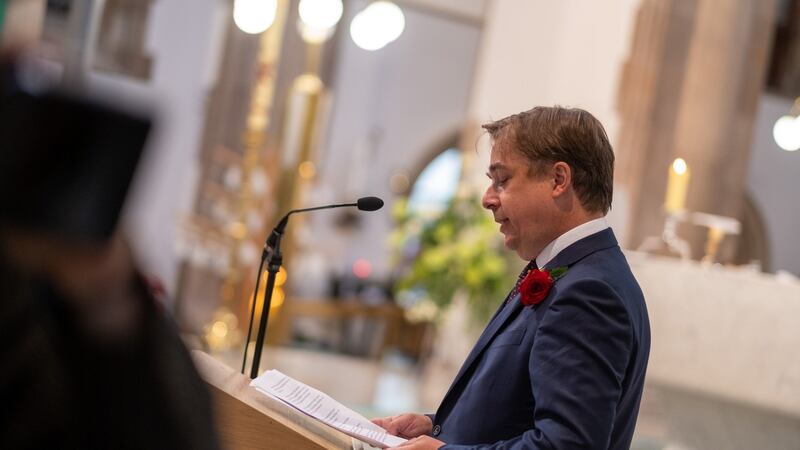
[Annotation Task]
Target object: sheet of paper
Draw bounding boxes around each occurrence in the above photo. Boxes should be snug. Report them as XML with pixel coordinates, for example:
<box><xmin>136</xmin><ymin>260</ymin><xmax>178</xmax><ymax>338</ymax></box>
<box><xmin>250</xmin><ymin>369</ymin><xmax>407</xmax><ymax>449</ymax></box>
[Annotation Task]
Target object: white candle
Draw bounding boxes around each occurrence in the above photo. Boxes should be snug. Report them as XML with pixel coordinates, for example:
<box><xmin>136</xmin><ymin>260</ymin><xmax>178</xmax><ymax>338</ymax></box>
<box><xmin>665</xmin><ymin>158</ymin><xmax>690</xmax><ymax>214</ymax></box>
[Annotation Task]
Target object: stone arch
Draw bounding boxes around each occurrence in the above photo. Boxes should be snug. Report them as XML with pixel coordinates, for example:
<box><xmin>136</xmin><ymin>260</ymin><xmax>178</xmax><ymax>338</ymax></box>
<box><xmin>734</xmin><ymin>191</ymin><xmax>772</xmax><ymax>272</ymax></box>
<box><xmin>407</xmin><ymin>127</ymin><xmax>463</xmax><ymax>191</ymax></box>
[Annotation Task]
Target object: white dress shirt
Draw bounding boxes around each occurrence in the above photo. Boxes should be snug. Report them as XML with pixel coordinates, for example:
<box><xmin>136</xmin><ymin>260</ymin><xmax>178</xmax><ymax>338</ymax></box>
<box><xmin>535</xmin><ymin>217</ymin><xmax>610</xmax><ymax>268</ymax></box>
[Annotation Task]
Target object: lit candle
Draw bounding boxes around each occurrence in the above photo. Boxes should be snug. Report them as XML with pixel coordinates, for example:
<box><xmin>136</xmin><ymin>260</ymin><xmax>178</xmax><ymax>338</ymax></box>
<box><xmin>664</xmin><ymin>158</ymin><xmax>690</xmax><ymax>214</ymax></box>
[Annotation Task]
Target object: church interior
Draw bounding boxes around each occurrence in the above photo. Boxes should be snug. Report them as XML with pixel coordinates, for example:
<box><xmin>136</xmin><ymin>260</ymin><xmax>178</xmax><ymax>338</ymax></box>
<box><xmin>2</xmin><ymin>0</ymin><xmax>799</xmax><ymax>449</ymax></box>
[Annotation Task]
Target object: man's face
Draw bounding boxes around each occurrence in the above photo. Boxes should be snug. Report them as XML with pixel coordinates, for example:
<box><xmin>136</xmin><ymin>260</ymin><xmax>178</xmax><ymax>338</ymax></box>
<box><xmin>482</xmin><ymin>138</ymin><xmax>558</xmax><ymax>261</ymax></box>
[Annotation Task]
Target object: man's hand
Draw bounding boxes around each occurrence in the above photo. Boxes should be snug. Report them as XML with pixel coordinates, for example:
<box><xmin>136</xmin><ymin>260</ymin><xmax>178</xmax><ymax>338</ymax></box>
<box><xmin>371</xmin><ymin>413</ymin><xmax>432</xmax><ymax>439</ymax></box>
<box><xmin>388</xmin><ymin>436</ymin><xmax>445</xmax><ymax>449</ymax></box>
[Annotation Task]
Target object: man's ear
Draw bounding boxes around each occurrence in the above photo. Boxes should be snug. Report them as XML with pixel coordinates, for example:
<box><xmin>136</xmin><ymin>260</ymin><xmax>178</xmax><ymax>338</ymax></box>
<box><xmin>552</xmin><ymin>162</ymin><xmax>572</xmax><ymax>197</ymax></box>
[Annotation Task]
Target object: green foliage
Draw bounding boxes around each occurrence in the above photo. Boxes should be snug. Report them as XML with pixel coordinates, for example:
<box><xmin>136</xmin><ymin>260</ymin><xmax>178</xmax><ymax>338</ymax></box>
<box><xmin>390</xmin><ymin>194</ymin><xmax>518</xmax><ymax>325</ymax></box>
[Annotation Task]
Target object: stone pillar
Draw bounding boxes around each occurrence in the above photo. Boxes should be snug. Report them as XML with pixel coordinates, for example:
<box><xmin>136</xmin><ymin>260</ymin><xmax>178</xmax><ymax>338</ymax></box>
<box><xmin>616</xmin><ymin>0</ymin><xmax>776</xmax><ymax>261</ymax></box>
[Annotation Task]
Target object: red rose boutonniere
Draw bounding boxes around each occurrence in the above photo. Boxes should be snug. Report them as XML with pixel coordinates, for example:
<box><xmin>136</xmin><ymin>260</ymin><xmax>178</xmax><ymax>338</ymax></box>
<box><xmin>518</xmin><ymin>267</ymin><xmax>568</xmax><ymax>306</ymax></box>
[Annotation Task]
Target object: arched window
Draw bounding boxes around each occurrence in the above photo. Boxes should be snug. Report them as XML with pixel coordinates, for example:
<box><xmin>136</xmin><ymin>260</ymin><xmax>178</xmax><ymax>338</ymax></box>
<box><xmin>407</xmin><ymin>148</ymin><xmax>462</xmax><ymax>215</ymax></box>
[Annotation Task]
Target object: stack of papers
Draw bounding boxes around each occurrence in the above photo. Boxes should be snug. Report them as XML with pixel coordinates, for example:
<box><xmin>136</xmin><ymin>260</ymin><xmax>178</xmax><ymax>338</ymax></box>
<box><xmin>251</xmin><ymin>370</ymin><xmax>407</xmax><ymax>449</ymax></box>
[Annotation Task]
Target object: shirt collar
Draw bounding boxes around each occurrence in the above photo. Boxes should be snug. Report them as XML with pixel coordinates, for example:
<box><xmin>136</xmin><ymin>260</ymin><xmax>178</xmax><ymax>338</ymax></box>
<box><xmin>535</xmin><ymin>217</ymin><xmax>609</xmax><ymax>268</ymax></box>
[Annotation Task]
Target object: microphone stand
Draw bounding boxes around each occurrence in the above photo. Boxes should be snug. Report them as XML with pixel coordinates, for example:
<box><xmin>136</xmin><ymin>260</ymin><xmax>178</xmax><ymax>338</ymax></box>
<box><xmin>241</xmin><ymin>226</ymin><xmax>285</xmax><ymax>379</ymax></box>
<box><xmin>241</xmin><ymin>198</ymin><xmax>384</xmax><ymax>378</ymax></box>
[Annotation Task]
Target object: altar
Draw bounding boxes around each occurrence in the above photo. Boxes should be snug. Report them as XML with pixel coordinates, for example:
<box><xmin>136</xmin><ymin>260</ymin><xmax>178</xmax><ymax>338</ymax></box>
<box><xmin>627</xmin><ymin>252</ymin><xmax>800</xmax><ymax>449</ymax></box>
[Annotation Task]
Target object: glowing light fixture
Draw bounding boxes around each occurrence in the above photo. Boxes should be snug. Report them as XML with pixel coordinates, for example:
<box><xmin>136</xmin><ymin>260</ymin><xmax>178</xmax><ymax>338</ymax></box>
<box><xmin>773</xmin><ymin>115</ymin><xmax>800</xmax><ymax>152</ymax></box>
<box><xmin>299</xmin><ymin>0</ymin><xmax>343</xmax><ymax>30</ymax></box>
<box><xmin>233</xmin><ymin>0</ymin><xmax>278</xmax><ymax>35</ymax></box>
<box><xmin>297</xmin><ymin>0</ymin><xmax>343</xmax><ymax>43</ymax></box>
<box><xmin>350</xmin><ymin>1</ymin><xmax>405</xmax><ymax>51</ymax></box>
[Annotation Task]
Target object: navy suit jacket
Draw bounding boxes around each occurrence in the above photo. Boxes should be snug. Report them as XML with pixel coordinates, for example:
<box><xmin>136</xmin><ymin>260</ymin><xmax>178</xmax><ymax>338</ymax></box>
<box><xmin>432</xmin><ymin>228</ymin><xmax>650</xmax><ymax>449</ymax></box>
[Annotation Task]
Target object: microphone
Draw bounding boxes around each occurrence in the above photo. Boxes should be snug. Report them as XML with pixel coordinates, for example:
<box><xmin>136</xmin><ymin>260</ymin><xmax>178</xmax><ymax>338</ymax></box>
<box><xmin>243</xmin><ymin>196</ymin><xmax>384</xmax><ymax>378</ymax></box>
<box><xmin>264</xmin><ymin>196</ymin><xmax>384</xmax><ymax>255</ymax></box>
<box><xmin>356</xmin><ymin>196</ymin><xmax>384</xmax><ymax>211</ymax></box>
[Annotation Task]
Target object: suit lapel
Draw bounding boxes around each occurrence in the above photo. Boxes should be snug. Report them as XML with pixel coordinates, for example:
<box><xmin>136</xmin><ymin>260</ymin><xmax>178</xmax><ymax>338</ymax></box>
<box><xmin>438</xmin><ymin>295</ymin><xmax>523</xmax><ymax>414</ymax></box>
<box><xmin>448</xmin><ymin>258</ymin><xmax>535</xmax><ymax>381</ymax></box>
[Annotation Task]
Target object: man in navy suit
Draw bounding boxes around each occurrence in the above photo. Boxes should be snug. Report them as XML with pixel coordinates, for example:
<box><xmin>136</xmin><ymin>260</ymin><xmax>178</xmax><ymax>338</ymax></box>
<box><xmin>374</xmin><ymin>106</ymin><xmax>650</xmax><ymax>449</ymax></box>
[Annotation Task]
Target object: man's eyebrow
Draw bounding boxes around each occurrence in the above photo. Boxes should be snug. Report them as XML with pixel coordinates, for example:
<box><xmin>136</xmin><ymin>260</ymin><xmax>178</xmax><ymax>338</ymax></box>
<box><xmin>487</xmin><ymin>163</ymin><xmax>507</xmax><ymax>174</ymax></box>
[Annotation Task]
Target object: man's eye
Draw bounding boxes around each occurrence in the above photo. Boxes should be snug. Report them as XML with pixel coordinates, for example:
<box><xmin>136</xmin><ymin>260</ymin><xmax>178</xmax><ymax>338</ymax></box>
<box><xmin>486</xmin><ymin>173</ymin><xmax>508</xmax><ymax>189</ymax></box>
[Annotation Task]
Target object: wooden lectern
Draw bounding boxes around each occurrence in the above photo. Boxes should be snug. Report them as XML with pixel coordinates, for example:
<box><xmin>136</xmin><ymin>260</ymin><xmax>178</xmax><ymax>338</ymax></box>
<box><xmin>193</xmin><ymin>351</ymin><xmax>365</xmax><ymax>450</ymax></box>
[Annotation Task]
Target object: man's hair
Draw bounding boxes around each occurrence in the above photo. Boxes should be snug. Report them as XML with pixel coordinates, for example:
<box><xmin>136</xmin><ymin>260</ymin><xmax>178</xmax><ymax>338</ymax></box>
<box><xmin>482</xmin><ymin>106</ymin><xmax>614</xmax><ymax>214</ymax></box>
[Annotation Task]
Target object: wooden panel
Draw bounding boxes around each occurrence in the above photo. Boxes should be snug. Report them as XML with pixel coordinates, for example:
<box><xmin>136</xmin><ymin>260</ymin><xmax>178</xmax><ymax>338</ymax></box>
<box><xmin>193</xmin><ymin>351</ymin><xmax>354</xmax><ymax>450</ymax></box>
<box><xmin>209</xmin><ymin>384</ymin><xmax>330</xmax><ymax>450</ymax></box>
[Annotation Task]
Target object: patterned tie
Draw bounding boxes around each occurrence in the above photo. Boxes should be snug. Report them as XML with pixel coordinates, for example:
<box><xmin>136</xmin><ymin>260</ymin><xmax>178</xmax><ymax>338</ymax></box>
<box><xmin>507</xmin><ymin>259</ymin><xmax>538</xmax><ymax>303</ymax></box>
<box><xmin>488</xmin><ymin>259</ymin><xmax>538</xmax><ymax>324</ymax></box>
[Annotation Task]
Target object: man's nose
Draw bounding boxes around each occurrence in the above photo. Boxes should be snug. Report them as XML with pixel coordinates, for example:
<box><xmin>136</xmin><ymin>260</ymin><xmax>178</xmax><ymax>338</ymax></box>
<box><xmin>482</xmin><ymin>187</ymin><xmax>498</xmax><ymax>211</ymax></box>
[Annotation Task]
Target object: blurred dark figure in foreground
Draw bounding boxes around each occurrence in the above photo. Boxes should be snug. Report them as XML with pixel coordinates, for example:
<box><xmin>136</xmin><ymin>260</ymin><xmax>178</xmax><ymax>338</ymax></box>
<box><xmin>0</xmin><ymin>55</ymin><xmax>219</xmax><ymax>449</ymax></box>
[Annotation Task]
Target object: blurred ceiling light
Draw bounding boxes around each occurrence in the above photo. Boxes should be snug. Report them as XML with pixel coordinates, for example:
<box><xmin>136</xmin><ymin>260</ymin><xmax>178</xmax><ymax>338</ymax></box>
<box><xmin>298</xmin><ymin>0</ymin><xmax>343</xmax><ymax>43</ymax></box>
<box><xmin>350</xmin><ymin>1</ymin><xmax>405</xmax><ymax>51</ymax></box>
<box><xmin>233</xmin><ymin>0</ymin><xmax>278</xmax><ymax>34</ymax></box>
<box><xmin>299</xmin><ymin>0</ymin><xmax>343</xmax><ymax>30</ymax></box>
<box><xmin>299</xmin><ymin>22</ymin><xmax>336</xmax><ymax>43</ymax></box>
<box><xmin>773</xmin><ymin>115</ymin><xmax>800</xmax><ymax>152</ymax></box>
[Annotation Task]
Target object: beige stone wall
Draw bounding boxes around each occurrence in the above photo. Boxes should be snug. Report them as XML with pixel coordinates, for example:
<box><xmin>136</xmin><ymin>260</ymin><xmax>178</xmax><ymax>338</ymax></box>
<box><xmin>462</xmin><ymin>0</ymin><xmax>640</xmax><ymax>244</ymax></box>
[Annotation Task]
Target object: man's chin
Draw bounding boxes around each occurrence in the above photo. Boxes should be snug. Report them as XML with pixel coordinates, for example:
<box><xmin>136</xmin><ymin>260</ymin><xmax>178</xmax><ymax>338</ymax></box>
<box><xmin>504</xmin><ymin>236</ymin><xmax>518</xmax><ymax>251</ymax></box>
<box><xmin>506</xmin><ymin>241</ymin><xmax>535</xmax><ymax>260</ymax></box>
<box><xmin>516</xmin><ymin>250</ymin><xmax>534</xmax><ymax>261</ymax></box>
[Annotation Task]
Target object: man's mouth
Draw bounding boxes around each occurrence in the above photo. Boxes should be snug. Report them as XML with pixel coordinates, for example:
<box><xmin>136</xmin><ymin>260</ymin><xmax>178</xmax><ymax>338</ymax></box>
<box><xmin>497</xmin><ymin>218</ymin><xmax>509</xmax><ymax>231</ymax></box>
